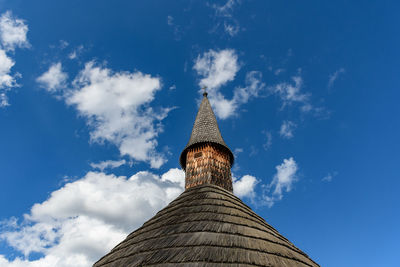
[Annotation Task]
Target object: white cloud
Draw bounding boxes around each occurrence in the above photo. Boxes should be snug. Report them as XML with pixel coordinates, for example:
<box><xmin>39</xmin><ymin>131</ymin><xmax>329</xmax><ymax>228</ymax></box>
<box><xmin>233</xmin><ymin>175</ymin><xmax>258</xmax><ymax>198</ymax></box>
<box><xmin>249</xmin><ymin>145</ymin><xmax>258</xmax><ymax>157</ymax></box>
<box><xmin>211</xmin><ymin>0</ymin><xmax>241</xmax><ymax>37</ymax></box>
<box><xmin>59</xmin><ymin>40</ymin><xmax>69</xmax><ymax>49</ymax></box>
<box><xmin>232</xmin><ymin>71</ymin><xmax>264</xmax><ymax>104</ymax></box>
<box><xmin>194</xmin><ymin>49</ymin><xmax>265</xmax><ymax>119</ymax></box>
<box><xmin>40</xmin><ymin>61</ymin><xmax>170</xmax><ymax>168</ymax></box>
<box><xmin>213</xmin><ymin>0</ymin><xmax>238</xmax><ymax>17</ymax></box>
<box><xmin>214</xmin><ymin>71</ymin><xmax>265</xmax><ymax>119</ymax></box>
<box><xmin>68</xmin><ymin>45</ymin><xmax>84</xmax><ymax>60</ymax></box>
<box><xmin>37</xmin><ymin>60</ymin><xmax>172</xmax><ymax>168</ymax></box>
<box><xmin>0</xmin><ymin>92</ymin><xmax>9</xmax><ymax>107</ymax></box>
<box><xmin>0</xmin><ymin>11</ymin><xmax>29</xmax><ymax>51</ymax></box>
<box><xmin>328</xmin><ymin>68</ymin><xmax>345</xmax><ymax>89</ymax></box>
<box><xmin>90</xmin><ymin>159</ymin><xmax>126</xmax><ymax>171</ymax></box>
<box><xmin>322</xmin><ymin>171</ymin><xmax>337</xmax><ymax>182</ymax></box>
<box><xmin>0</xmin><ymin>11</ymin><xmax>29</xmax><ymax>107</ymax></box>
<box><xmin>0</xmin><ymin>49</ymin><xmax>15</xmax><ymax>87</ymax></box>
<box><xmin>224</xmin><ymin>22</ymin><xmax>240</xmax><ymax>37</ymax></box>
<box><xmin>0</xmin><ymin>163</ymin><xmax>299</xmax><ymax>266</ymax></box>
<box><xmin>209</xmin><ymin>95</ymin><xmax>235</xmax><ymax>119</ymax></box>
<box><xmin>233</xmin><ymin>158</ymin><xmax>299</xmax><ymax>207</ymax></box>
<box><xmin>0</xmin><ymin>49</ymin><xmax>16</xmax><ymax>107</ymax></box>
<box><xmin>0</xmin><ymin>169</ymin><xmax>185</xmax><ymax>267</ymax></box>
<box><xmin>279</xmin><ymin>121</ymin><xmax>296</xmax><ymax>139</ymax></box>
<box><xmin>274</xmin><ymin>68</ymin><xmax>285</xmax><ymax>76</ymax></box>
<box><xmin>262</xmin><ymin>131</ymin><xmax>272</xmax><ymax>150</ymax></box>
<box><xmin>166</xmin><ymin>15</ymin><xmax>182</xmax><ymax>40</ymax></box>
<box><xmin>261</xmin><ymin>157</ymin><xmax>298</xmax><ymax>207</ymax></box>
<box><xmin>36</xmin><ymin>63</ymin><xmax>68</xmax><ymax>92</ymax></box>
<box><xmin>167</xmin><ymin>15</ymin><xmax>174</xmax><ymax>26</ymax></box>
<box><xmin>232</xmin><ymin>158</ymin><xmax>299</xmax><ymax>207</ymax></box>
<box><xmin>270</xmin><ymin>157</ymin><xmax>298</xmax><ymax>197</ymax></box>
<box><xmin>194</xmin><ymin>49</ymin><xmax>239</xmax><ymax>90</ymax></box>
<box><xmin>68</xmin><ymin>62</ymin><xmax>168</xmax><ymax>168</ymax></box>
<box><xmin>269</xmin><ymin>75</ymin><xmax>327</xmax><ymax>117</ymax></box>
<box><xmin>160</xmin><ymin>168</ymin><xmax>185</xmax><ymax>191</ymax></box>
<box><xmin>68</xmin><ymin>51</ymin><xmax>77</xmax><ymax>60</ymax></box>
<box><xmin>271</xmin><ymin>75</ymin><xmax>309</xmax><ymax>107</ymax></box>
<box><xmin>233</xmin><ymin>147</ymin><xmax>243</xmax><ymax>157</ymax></box>
<box><xmin>322</xmin><ymin>174</ymin><xmax>333</xmax><ymax>182</ymax></box>
<box><xmin>232</xmin><ymin>148</ymin><xmax>244</xmax><ymax>172</ymax></box>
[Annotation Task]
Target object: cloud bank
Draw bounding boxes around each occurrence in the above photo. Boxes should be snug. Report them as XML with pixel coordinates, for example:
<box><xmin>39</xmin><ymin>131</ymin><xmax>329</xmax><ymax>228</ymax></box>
<box><xmin>0</xmin><ymin>160</ymin><xmax>299</xmax><ymax>266</ymax></box>
<box><xmin>0</xmin><ymin>169</ymin><xmax>185</xmax><ymax>267</ymax></box>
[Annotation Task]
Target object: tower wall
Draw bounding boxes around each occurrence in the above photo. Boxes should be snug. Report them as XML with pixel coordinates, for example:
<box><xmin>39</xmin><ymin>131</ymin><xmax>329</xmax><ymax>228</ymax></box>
<box><xmin>185</xmin><ymin>143</ymin><xmax>232</xmax><ymax>191</ymax></box>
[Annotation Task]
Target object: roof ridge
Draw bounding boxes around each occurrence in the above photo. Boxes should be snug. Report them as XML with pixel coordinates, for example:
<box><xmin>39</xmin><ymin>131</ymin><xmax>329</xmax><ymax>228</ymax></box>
<box><xmin>153</xmin><ymin>193</ymin><xmax>255</xmax><ymax>221</ymax></box>
<box><xmin>169</xmin><ymin>186</ymin><xmax>252</xmax><ymax>213</ymax></box>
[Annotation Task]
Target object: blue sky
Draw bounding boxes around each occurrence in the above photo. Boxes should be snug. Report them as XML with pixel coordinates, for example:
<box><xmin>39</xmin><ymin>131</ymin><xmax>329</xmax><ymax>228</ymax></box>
<box><xmin>0</xmin><ymin>0</ymin><xmax>399</xmax><ymax>266</ymax></box>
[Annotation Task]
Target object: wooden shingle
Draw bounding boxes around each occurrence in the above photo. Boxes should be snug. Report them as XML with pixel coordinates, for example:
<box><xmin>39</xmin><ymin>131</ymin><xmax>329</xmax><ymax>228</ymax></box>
<box><xmin>180</xmin><ymin>92</ymin><xmax>234</xmax><ymax>170</ymax></box>
<box><xmin>93</xmin><ymin>185</ymin><xmax>319</xmax><ymax>267</ymax></box>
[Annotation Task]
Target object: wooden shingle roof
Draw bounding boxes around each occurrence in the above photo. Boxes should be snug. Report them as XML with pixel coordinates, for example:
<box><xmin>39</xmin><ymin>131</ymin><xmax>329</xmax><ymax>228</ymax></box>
<box><xmin>179</xmin><ymin>93</ymin><xmax>234</xmax><ymax>170</ymax></box>
<box><xmin>93</xmin><ymin>184</ymin><xmax>319</xmax><ymax>267</ymax></box>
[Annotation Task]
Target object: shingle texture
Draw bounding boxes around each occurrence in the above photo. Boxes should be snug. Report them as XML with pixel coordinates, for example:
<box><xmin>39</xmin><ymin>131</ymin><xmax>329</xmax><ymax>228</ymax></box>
<box><xmin>180</xmin><ymin>93</ymin><xmax>234</xmax><ymax>169</ymax></box>
<box><xmin>93</xmin><ymin>184</ymin><xmax>319</xmax><ymax>267</ymax></box>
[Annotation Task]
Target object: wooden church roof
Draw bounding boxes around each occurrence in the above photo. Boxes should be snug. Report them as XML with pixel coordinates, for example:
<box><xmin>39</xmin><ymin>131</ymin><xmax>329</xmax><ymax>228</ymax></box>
<box><xmin>93</xmin><ymin>184</ymin><xmax>319</xmax><ymax>267</ymax></box>
<box><xmin>179</xmin><ymin>92</ymin><xmax>234</xmax><ymax>170</ymax></box>
<box><xmin>94</xmin><ymin>90</ymin><xmax>319</xmax><ymax>267</ymax></box>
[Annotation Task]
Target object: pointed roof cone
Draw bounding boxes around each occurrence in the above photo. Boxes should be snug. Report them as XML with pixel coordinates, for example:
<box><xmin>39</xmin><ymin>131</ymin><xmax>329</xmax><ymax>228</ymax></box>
<box><xmin>93</xmin><ymin>185</ymin><xmax>320</xmax><ymax>267</ymax></box>
<box><xmin>179</xmin><ymin>92</ymin><xmax>234</xmax><ymax>170</ymax></box>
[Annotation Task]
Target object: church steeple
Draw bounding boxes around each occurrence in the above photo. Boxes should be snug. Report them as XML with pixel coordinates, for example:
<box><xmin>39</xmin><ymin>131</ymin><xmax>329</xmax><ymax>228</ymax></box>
<box><xmin>94</xmin><ymin>91</ymin><xmax>320</xmax><ymax>267</ymax></box>
<box><xmin>180</xmin><ymin>92</ymin><xmax>234</xmax><ymax>191</ymax></box>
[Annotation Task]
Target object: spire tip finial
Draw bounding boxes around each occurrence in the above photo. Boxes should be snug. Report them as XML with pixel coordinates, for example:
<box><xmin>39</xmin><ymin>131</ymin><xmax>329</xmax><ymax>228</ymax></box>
<box><xmin>202</xmin><ymin>86</ymin><xmax>208</xmax><ymax>97</ymax></box>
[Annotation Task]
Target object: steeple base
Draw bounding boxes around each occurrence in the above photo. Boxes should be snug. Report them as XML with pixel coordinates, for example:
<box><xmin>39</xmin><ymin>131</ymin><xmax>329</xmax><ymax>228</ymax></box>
<box><xmin>185</xmin><ymin>143</ymin><xmax>232</xmax><ymax>191</ymax></box>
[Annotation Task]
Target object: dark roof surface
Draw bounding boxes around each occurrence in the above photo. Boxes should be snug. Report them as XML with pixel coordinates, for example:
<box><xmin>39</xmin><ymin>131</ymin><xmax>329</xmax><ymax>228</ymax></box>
<box><xmin>180</xmin><ymin>93</ymin><xmax>234</xmax><ymax>169</ymax></box>
<box><xmin>93</xmin><ymin>184</ymin><xmax>319</xmax><ymax>267</ymax></box>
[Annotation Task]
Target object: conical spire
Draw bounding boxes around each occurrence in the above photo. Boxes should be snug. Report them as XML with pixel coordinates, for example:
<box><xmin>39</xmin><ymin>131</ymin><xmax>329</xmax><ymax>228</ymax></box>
<box><xmin>179</xmin><ymin>92</ymin><xmax>234</xmax><ymax>170</ymax></box>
